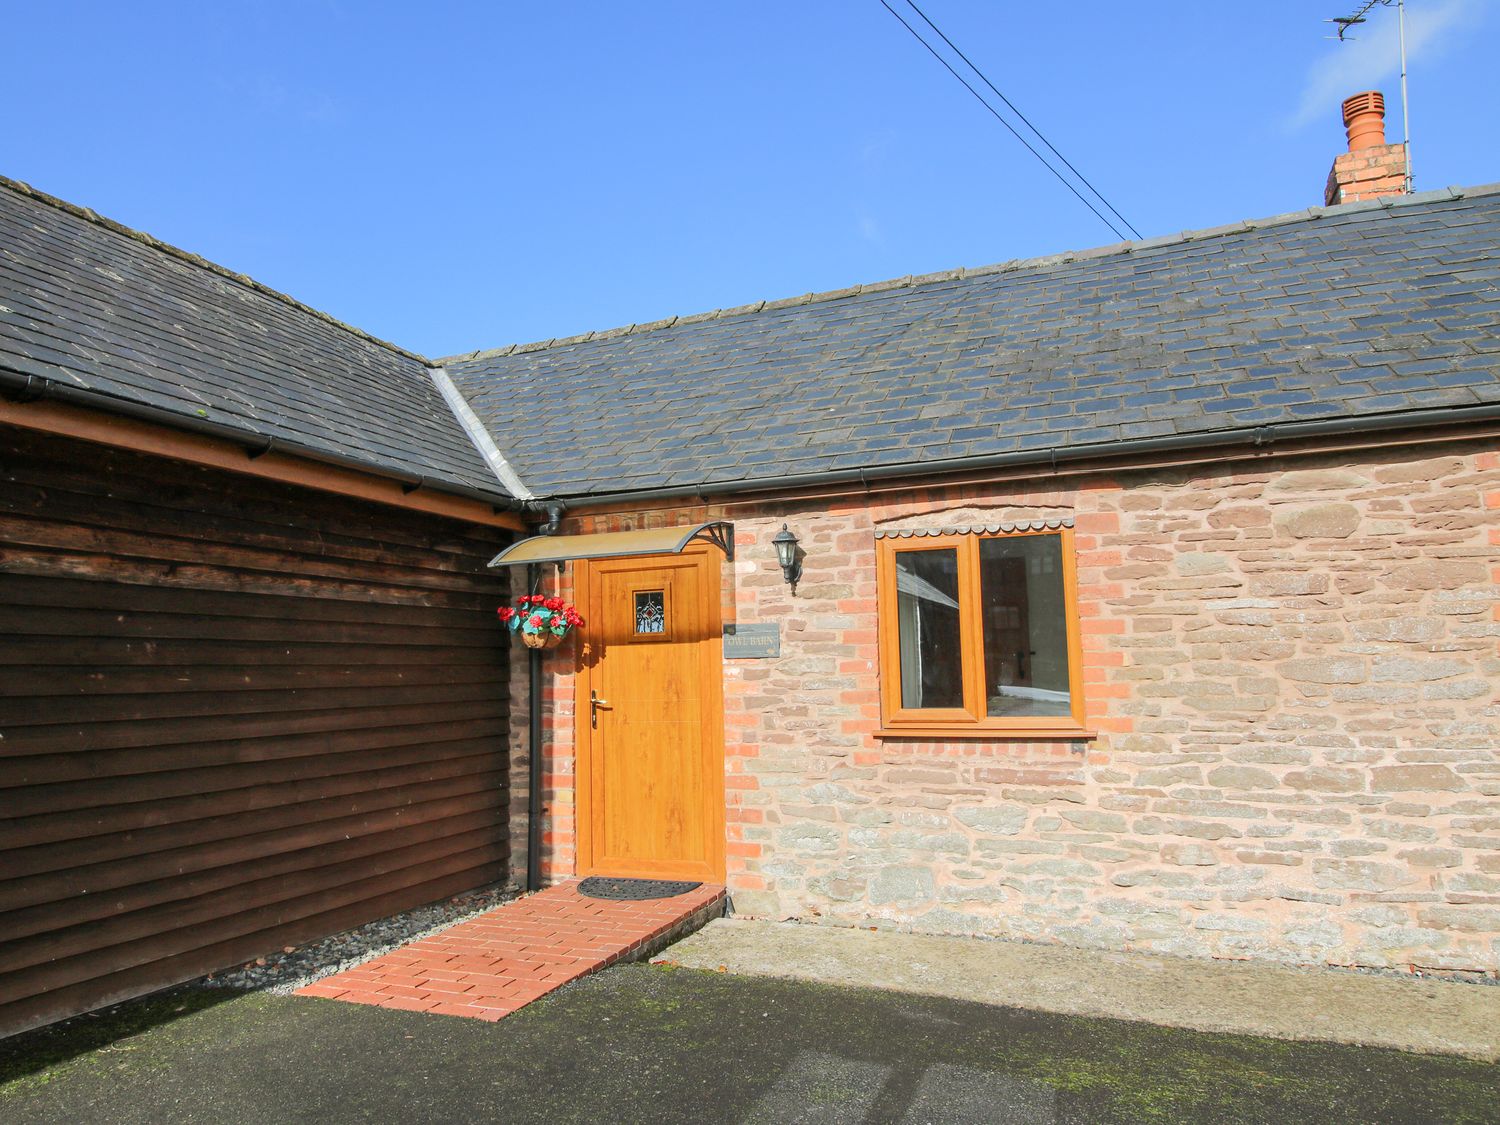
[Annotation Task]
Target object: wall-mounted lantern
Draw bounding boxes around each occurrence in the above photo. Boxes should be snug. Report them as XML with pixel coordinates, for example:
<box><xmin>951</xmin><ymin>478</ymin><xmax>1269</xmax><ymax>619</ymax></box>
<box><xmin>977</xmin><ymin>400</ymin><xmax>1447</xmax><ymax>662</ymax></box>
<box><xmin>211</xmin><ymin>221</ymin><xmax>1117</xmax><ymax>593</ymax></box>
<box><xmin>772</xmin><ymin>524</ymin><xmax>802</xmax><ymax>589</ymax></box>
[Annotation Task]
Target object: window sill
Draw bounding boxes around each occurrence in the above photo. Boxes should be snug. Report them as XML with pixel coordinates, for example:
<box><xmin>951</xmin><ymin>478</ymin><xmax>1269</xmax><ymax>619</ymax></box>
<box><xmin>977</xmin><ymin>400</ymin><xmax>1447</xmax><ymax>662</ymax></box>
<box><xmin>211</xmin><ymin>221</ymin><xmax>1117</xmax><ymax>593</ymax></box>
<box><xmin>874</xmin><ymin>726</ymin><xmax>1097</xmax><ymax>742</ymax></box>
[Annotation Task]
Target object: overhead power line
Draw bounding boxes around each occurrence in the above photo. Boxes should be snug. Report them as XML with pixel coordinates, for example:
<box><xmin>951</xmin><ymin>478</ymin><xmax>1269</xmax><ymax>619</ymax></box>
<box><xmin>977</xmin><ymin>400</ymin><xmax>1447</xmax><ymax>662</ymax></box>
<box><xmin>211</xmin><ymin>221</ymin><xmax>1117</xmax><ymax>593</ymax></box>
<box><xmin>900</xmin><ymin>0</ymin><xmax>1142</xmax><ymax>239</ymax></box>
<box><xmin>876</xmin><ymin>0</ymin><xmax>1142</xmax><ymax>242</ymax></box>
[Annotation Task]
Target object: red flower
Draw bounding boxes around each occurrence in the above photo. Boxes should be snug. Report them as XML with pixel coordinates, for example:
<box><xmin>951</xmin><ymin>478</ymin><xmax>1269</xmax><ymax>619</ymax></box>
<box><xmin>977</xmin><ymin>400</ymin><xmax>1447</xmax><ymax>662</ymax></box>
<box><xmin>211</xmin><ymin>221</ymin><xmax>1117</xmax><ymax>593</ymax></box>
<box><xmin>505</xmin><ymin>593</ymin><xmax>581</xmax><ymax>632</ymax></box>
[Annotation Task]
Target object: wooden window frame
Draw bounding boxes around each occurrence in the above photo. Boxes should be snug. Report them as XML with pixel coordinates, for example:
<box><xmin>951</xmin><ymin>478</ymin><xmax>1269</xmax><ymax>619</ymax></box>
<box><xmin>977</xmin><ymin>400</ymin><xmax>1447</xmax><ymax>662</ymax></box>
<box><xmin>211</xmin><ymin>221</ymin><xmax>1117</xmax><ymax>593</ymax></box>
<box><xmin>875</xmin><ymin>527</ymin><xmax>1091</xmax><ymax>740</ymax></box>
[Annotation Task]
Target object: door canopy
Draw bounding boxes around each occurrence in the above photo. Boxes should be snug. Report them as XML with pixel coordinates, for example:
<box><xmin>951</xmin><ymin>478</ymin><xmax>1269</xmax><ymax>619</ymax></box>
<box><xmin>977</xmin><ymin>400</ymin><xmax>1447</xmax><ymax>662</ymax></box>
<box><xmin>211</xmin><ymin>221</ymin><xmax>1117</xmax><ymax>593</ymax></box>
<box><xmin>487</xmin><ymin>520</ymin><xmax>734</xmax><ymax>568</ymax></box>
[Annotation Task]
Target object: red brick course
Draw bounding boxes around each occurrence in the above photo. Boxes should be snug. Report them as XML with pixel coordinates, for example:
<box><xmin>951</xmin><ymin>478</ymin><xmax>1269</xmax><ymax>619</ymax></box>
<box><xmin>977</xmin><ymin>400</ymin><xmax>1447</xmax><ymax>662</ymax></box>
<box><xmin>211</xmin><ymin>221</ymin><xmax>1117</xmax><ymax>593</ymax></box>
<box><xmin>1325</xmin><ymin>142</ymin><xmax>1408</xmax><ymax>205</ymax></box>
<box><xmin>295</xmin><ymin>881</ymin><xmax>725</xmax><ymax>1021</ymax></box>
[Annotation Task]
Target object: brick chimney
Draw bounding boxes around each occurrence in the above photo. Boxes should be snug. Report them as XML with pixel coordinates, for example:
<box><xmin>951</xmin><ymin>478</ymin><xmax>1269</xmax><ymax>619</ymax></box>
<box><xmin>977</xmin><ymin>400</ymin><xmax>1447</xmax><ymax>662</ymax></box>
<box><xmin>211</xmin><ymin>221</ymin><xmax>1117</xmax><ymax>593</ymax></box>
<box><xmin>1325</xmin><ymin>91</ymin><xmax>1409</xmax><ymax>206</ymax></box>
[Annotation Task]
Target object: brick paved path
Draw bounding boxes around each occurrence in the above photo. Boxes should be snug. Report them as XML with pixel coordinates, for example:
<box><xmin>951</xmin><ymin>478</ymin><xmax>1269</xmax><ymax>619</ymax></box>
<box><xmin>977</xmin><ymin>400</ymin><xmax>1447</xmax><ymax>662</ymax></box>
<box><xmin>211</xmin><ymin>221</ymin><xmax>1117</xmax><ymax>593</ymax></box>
<box><xmin>296</xmin><ymin>880</ymin><xmax>725</xmax><ymax>1021</ymax></box>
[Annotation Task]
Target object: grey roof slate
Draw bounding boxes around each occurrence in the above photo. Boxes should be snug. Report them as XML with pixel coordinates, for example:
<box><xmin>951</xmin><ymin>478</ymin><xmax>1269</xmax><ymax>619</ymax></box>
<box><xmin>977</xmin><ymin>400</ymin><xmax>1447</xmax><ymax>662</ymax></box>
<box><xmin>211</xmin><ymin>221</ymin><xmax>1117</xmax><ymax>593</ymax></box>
<box><xmin>446</xmin><ymin>185</ymin><xmax>1500</xmax><ymax>499</ymax></box>
<box><xmin>0</xmin><ymin>177</ymin><xmax>512</xmax><ymax>502</ymax></box>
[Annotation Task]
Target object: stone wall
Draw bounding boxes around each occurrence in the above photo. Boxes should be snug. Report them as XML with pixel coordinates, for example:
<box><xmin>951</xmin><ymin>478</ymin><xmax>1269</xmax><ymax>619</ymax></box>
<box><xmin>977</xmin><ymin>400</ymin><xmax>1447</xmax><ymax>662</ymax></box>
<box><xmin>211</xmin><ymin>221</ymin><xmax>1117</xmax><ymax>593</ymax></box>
<box><xmin>520</xmin><ymin>436</ymin><xmax>1500</xmax><ymax>975</ymax></box>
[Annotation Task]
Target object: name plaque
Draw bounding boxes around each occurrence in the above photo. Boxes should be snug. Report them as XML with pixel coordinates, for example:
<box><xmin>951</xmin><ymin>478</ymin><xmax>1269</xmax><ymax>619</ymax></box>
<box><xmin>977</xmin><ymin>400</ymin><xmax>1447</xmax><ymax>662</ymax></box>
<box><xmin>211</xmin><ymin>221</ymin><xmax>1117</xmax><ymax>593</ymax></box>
<box><xmin>723</xmin><ymin>623</ymin><xmax>780</xmax><ymax>660</ymax></box>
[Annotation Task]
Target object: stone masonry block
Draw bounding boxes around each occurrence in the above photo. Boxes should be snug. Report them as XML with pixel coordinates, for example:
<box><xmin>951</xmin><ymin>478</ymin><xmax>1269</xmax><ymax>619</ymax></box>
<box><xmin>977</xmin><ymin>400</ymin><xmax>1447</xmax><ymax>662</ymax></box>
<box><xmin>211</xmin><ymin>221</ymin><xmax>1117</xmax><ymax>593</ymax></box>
<box><xmin>1206</xmin><ymin>766</ymin><xmax>1279</xmax><ymax>790</ymax></box>
<box><xmin>1279</xmin><ymin>657</ymin><xmax>1367</xmax><ymax>685</ymax></box>
<box><xmin>1162</xmin><ymin>843</ymin><xmax>1218</xmax><ymax>866</ymax></box>
<box><xmin>954</xmin><ymin>806</ymin><xmax>1028</xmax><ymax>835</ymax></box>
<box><xmin>870</xmin><ymin>866</ymin><xmax>937</xmax><ymax>905</ymax></box>
<box><xmin>1274</xmin><ymin>502</ymin><xmax>1361</xmax><ymax>538</ymax></box>
<box><xmin>1372</xmin><ymin>765</ymin><xmax>1466</xmax><ymax>792</ymax></box>
<box><xmin>1284</xmin><ymin>767</ymin><xmax>1364</xmax><ymax>793</ymax></box>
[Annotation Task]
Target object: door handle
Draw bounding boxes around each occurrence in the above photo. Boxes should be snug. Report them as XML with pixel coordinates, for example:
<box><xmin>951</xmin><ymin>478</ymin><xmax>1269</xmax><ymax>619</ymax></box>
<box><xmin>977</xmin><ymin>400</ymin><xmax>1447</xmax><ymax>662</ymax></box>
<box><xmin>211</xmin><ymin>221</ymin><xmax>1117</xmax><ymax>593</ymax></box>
<box><xmin>590</xmin><ymin>689</ymin><xmax>612</xmax><ymax>729</ymax></box>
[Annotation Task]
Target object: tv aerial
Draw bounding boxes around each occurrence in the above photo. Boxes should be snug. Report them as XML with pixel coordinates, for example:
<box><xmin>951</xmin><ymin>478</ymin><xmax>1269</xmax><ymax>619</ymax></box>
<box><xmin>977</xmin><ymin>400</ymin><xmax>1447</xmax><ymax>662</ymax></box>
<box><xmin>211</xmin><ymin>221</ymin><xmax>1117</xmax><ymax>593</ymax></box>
<box><xmin>1324</xmin><ymin>0</ymin><xmax>1413</xmax><ymax>192</ymax></box>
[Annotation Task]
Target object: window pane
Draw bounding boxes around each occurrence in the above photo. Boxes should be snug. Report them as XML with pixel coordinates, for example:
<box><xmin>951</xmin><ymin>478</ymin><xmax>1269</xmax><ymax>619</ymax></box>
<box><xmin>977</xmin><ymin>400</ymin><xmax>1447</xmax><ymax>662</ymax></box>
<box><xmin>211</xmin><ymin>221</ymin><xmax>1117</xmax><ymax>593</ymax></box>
<box><xmin>979</xmin><ymin>535</ymin><xmax>1072</xmax><ymax>718</ymax></box>
<box><xmin>634</xmin><ymin>590</ymin><xmax>666</xmax><ymax>634</ymax></box>
<box><xmin>894</xmin><ymin>548</ymin><xmax>964</xmax><ymax>710</ymax></box>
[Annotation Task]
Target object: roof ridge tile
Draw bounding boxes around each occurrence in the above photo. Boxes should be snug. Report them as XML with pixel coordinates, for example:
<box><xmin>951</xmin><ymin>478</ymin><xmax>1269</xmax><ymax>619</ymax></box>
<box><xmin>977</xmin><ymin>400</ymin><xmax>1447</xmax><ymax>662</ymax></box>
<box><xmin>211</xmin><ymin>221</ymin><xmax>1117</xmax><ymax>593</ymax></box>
<box><xmin>433</xmin><ymin>183</ymin><xmax>1499</xmax><ymax>365</ymax></box>
<box><xmin>1388</xmin><ymin>186</ymin><xmax>1460</xmax><ymax>207</ymax></box>
<box><xmin>1243</xmin><ymin>207</ymin><xmax>1321</xmax><ymax>230</ymax></box>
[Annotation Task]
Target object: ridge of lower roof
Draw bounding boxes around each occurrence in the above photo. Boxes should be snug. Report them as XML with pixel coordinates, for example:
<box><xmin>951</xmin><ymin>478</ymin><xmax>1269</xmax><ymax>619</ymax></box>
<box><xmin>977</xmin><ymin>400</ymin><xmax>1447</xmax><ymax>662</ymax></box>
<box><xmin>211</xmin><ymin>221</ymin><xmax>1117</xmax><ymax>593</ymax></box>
<box><xmin>0</xmin><ymin>173</ymin><xmax>433</xmax><ymax>367</ymax></box>
<box><xmin>437</xmin><ymin>182</ymin><xmax>1500</xmax><ymax>367</ymax></box>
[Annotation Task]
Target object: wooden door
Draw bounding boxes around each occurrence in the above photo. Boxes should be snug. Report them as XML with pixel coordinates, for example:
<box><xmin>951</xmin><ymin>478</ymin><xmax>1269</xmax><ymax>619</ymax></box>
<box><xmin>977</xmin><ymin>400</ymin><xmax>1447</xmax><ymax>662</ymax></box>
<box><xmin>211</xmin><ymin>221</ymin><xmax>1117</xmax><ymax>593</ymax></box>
<box><xmin>574</xmin><ymin>549</ymin><xmax>725</xmax><ymax>882</ymax></box>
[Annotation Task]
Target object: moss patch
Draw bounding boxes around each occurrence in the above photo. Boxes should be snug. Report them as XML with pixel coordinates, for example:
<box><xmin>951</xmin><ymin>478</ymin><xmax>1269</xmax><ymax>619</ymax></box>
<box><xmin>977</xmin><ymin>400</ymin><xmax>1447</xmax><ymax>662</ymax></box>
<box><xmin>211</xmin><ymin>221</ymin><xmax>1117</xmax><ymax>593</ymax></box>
<box><xmin>2</xmin><ymin>966</ymin><xmax>1496</xmax><ymax>1123</ymax></box>
<box><xmin>0</xmin><ymin>987</ymin><xmax>241</xmax><ymax>1091</ymax></box>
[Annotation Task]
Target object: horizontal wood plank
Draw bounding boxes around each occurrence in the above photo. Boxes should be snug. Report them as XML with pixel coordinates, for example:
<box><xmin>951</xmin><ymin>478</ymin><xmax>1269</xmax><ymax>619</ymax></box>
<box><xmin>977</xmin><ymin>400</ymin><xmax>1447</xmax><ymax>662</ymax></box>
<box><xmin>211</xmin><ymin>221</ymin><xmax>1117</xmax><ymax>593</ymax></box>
<box><xmin>0</xmin><ymin>789</ymin><xmax>507</xmax><ymax>915</ymax></box>
<box><xmin>0</xmin><ymin>635</ymin><xmax>505</xmax><ymax>668</ymax></box>
<box><xmin>0</xmin><ymin>864</ymin><xmax>500</xmax><ymax>1040</ymax></box>
<box><xmin>0</xmin><ymin>423</ymin><xmax>516</xmax><ymax>1037</ymax></box>
<box><xmin>0</xmin><ymin>572</ymin><xmax>493</xmax><ymax>629</ymax></box>
<box><xmin>2</xmin><ymin>697</ymin><xmax>508</xmax><ymax>760</ymax></box>
<box><xmin>0</xmin><ymin>829</ymin><xmax>509</xmax><ymax>975</ymax></box>
<box><xmin>0</xmin><ymin>841</ymin><xmax>507</xmax><ymax>997</ymax></box>
<box><xmin>2</xmin><ymin>678</ymin><xmax>508</xmax><ymax>729</ymax></box>
<box><xmin>0</xmin><ymin>661</ymin><xmax>507</xmax><ymax>699</ymax></box>
<box><xmin>2</xmin><ymin>472</ymin><xmax>494</xmax><ymax>569</ymax></box>
<box><xmin>0</xmin><ymin>548</ymin><xmax>497</xmax><ymax>609</ymax></box>
<box><xmin>0</xmin><ymin>513</ymin><xmax>494</xmax><ymax>594</ymax></box>
<box><xmin>0</xmin><ymin>604</ymin><xmax>500</xmax><ymax>647</ymax></box>
<box><xmin>3</xmin><ymin>729</ymin><xmax>507</xmax><ymax>814</ymax></box>
<box><xmin>1</xmin><ymin>754</ymin><xmax>506</xmax><ymax>847</ymax></box>
<box><xmin>4</xmin><ymin>771</ymin><xmax>508</xmax><ymax>881</ymax></box>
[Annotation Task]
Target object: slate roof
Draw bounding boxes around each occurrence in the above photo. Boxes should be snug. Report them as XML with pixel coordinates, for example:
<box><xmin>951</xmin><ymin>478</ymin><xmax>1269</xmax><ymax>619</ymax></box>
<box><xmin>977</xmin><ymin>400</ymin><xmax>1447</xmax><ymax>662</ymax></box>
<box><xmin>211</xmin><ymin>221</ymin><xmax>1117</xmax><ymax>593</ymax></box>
<box><xmin>0</xmin><ymin>176</ymin><xmax>513</xmax><ymax>502</ymax></box>
<box><xmin>445</xmin><ymin>186</ymin><xmax>1500</xmax><ymax>500</ymax></box>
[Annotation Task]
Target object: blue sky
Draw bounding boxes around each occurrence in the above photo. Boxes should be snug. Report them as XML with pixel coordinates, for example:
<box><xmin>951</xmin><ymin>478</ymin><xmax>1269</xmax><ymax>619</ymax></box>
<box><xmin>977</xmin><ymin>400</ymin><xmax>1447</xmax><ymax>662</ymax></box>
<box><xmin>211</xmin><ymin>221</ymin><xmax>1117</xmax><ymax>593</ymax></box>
<box><xmin>4</xmin><ymin>2</ymin><xmax>1496</xmax><ymax>358</ymax></box>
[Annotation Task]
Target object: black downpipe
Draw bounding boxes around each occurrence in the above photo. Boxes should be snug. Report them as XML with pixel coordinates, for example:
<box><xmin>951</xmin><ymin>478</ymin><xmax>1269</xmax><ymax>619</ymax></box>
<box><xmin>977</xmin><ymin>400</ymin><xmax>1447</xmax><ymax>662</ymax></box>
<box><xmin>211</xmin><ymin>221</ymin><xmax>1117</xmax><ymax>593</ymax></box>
<box><xmin>526</xmin><ymin>562</ymin><xmax>544</xmax><ymax>893</ymax></box>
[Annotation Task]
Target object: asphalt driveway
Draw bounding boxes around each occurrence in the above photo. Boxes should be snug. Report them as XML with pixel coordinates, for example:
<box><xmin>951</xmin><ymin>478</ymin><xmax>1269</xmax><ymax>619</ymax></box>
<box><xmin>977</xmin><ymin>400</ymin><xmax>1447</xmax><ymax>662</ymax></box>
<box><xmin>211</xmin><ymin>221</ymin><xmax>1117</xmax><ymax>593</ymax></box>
<box><xmin>2</xmin><ymin>964</ymin><xmax>1496</xmax><ymax>1124</ymax></box>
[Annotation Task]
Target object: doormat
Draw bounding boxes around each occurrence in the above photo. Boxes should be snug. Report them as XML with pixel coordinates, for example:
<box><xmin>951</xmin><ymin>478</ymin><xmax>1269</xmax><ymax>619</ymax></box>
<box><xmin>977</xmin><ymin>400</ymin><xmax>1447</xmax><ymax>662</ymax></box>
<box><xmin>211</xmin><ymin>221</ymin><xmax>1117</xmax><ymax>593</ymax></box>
<box><xmin>577</xmin><ymin>877</ymin><xmax>704</xmax><ymax>901</ymax></box>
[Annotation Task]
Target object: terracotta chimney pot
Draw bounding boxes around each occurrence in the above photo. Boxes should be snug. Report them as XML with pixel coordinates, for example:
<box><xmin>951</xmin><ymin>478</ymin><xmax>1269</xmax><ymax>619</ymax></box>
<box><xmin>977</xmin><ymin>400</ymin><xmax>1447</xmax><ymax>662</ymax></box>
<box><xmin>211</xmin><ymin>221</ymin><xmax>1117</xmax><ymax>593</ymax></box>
<box><xmin>1325</xmin><ymin>90</ymin><xmax>1406</xmax><ymax>206</ymax></box>
<box><xmin>1342</xmin><ymin>91</ymin><xmax>1387</xmax><ymax>151</ymax></box>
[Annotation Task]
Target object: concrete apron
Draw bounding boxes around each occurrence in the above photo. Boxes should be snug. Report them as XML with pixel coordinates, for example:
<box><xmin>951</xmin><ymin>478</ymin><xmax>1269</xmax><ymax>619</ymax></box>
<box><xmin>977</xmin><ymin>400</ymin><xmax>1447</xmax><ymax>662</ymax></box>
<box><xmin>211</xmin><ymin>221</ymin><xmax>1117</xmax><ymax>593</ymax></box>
<box><xmin>658</xmin><ymin>918</ymin><xmax>1500</xmax><ymax>1062</ymax></box>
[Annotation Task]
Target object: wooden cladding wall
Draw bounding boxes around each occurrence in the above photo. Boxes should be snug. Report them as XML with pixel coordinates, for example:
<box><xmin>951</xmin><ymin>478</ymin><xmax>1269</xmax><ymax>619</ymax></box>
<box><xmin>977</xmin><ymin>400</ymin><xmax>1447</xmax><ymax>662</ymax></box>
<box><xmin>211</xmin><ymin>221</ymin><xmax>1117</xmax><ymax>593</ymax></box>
<box><xmin>0</xmin><ymin>424</ymin><xmax>512</xmax><ymax>1038</ymax></box>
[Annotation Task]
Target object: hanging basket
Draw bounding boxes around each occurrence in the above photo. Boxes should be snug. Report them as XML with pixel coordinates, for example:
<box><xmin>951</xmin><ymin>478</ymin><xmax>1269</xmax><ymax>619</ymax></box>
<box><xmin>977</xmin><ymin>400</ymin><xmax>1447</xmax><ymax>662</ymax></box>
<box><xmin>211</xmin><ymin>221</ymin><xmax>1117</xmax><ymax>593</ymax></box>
<box><xmin>500</xmin><ymin>595</ymin><xmax>583</xmax><ymax>648</ymax></box>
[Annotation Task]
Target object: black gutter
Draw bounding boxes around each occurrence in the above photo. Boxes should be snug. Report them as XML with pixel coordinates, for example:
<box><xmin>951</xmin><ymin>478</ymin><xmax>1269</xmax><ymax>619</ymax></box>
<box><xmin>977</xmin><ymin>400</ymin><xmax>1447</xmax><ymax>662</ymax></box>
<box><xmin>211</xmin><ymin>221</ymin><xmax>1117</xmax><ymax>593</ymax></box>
<box><xmin>0</xmin><ymin>366</ymin><xmax>523</xmax><ymax>511</ymax></box>
<box><xmin>552</xmin><ymin>402</ymin><xmax>1500</xmax><ymax>506</ymax></box>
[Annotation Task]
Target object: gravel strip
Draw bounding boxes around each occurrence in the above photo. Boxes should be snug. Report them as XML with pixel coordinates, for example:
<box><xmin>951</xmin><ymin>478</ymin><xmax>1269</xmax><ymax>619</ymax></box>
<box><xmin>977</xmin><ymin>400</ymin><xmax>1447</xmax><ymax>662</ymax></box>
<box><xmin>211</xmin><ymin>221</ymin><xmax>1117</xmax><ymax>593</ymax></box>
<box><xmin>203</xmin><ymin>883</ymin><xmax>519</xmax><ymax>995</ymax></box>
